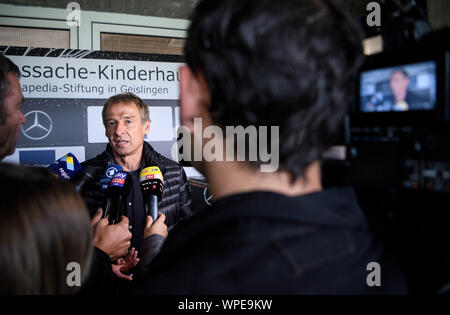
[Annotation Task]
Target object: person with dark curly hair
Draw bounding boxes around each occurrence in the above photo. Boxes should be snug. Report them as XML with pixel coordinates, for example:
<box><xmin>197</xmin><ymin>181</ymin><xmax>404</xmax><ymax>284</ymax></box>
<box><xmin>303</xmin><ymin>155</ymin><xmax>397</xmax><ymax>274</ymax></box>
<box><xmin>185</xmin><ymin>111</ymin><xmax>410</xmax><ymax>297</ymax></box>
<box><xmin>132</xmin><ymin>0</ymin><xmax>408</xmax><ymax>294</ymax></box>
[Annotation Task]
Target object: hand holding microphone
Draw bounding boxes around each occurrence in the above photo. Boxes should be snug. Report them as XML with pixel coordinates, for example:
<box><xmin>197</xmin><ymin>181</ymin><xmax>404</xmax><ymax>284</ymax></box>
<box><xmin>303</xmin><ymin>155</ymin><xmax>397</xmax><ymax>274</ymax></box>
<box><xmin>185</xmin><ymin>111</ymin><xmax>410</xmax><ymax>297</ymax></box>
<box><xmin>91</xmin><ymin>208</ymin><xmax>132</xmax><ymax>261</ymax></box>
<box><xmin>143</xmin><ymin>212</ymin><xmax>168</xmax><ymax>239</ymax></box>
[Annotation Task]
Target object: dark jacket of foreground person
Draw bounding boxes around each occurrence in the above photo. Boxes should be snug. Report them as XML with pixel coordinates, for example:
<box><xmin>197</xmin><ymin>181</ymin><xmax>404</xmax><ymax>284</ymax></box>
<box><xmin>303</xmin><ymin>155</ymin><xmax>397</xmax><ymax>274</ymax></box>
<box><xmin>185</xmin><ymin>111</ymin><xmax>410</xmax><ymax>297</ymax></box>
<box><xmin>131</xmin><ymin>187</ymin><xmax>408</xmax><ymax>294</ymax></box>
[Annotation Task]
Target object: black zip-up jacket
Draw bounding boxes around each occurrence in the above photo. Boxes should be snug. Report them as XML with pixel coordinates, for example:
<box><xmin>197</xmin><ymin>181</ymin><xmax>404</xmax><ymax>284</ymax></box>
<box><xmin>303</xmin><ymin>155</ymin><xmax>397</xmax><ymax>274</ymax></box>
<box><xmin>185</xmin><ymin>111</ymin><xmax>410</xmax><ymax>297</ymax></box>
<box><xmin>131</xmin><ymin>187</ymin><xmax>408</xmax><ymax>294</ymax></box>
<box><xmin>80</xmin><ymin>142</ymin><xmax>193</xmax><ymax>229</ymax></box>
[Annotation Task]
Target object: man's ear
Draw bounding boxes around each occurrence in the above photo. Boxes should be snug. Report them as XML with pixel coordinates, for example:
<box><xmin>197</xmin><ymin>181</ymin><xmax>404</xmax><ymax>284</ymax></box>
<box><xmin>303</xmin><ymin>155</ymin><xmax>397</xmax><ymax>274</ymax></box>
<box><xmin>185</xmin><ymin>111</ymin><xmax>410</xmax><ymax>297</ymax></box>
<box><xmin>179</xmin><ymin>65</ymin><xmax>209</xmax><ymax>133</ymax></box>
<box><xmin>143</xmin><ymin>119</ymin><xmax>150</xmax><ymax>135</ymax></box>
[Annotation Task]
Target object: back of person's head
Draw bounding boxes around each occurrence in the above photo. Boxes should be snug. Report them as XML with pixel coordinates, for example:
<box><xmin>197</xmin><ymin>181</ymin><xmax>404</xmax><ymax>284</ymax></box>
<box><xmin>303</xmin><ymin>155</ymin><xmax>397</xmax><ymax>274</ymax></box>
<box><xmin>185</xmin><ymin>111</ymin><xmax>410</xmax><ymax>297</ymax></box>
<box><xmin>185</xmin><ymin>0</ymin><xmax>364</xmax><ymax>179</ymax></box>
<box><xmin>0</xmin><ymin>54</ymin><xmax>21</xmax><ymax>125</ymax></box>
<box><xmin>0</xmin><ymin>163</ymin><xmax>93</xmax><ymax>295</ymax></box>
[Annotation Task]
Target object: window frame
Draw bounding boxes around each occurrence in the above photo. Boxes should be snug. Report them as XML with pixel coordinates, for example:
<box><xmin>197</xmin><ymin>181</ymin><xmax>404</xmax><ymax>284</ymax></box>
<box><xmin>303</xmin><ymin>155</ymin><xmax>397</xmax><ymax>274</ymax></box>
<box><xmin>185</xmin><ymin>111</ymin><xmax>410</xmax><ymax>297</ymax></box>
<box><xmin>0</xmin><ymin>16</ymin><xmax>77</xmax><ymax>49</ymax></box>
<box><xmin>0</xmin><ymin>3</ymin><xmax>189</xmax><ymax>50</ymax></box>
<box><xmin>93</xmin><ymin>23</ymin><xmax>186</xmax><ymax>52</ymax></box>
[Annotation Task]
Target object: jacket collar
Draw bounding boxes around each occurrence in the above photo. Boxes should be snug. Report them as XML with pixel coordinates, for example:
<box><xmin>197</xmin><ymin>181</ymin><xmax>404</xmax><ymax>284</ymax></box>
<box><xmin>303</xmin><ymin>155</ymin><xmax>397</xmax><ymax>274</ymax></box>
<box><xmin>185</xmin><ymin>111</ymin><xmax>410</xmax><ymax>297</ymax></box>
<box><xmin>102</xmin><ymin>141</ymin><xmax>160</xmax><ymax>169</ymax></box>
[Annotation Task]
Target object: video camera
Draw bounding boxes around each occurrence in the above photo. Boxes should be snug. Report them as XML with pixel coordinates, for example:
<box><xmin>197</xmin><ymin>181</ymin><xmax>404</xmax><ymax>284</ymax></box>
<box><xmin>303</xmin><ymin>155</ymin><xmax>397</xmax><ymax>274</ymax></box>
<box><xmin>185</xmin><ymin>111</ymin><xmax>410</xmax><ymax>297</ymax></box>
<box><xmin>350</xmin><ymin>29</ymin><xmax>450</xmax><ymax>194</ymax></box>
<box><xmin>347</xmin><ymin>29</ymin><xmax>450</xmax><ymax>294</ymax></box>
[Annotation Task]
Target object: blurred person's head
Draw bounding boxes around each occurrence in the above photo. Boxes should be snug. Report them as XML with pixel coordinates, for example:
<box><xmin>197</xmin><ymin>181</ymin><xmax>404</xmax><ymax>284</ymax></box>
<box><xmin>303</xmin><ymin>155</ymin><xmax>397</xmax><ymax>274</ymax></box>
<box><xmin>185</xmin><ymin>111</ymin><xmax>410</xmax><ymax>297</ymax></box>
<box><xmin>0</xmin><ymin>163</ymin><xmax>93</xmax><ymax>295</ymax></box>
<box><xmin>0</xmin><ymin>54</ymin><xmax>25</xmax><ymax>161</ymax></box>
<box><xmin>102</xmin><ymin>93</ymin><xmax>150</xmax><ymax>164</ymax></box>
<box><xmin>180</xmin><ymin>0</ymin><xmax>363</xmax><ymax>180</ymax></box>
<box><xmin>389</xmin><ymin>69</ymin><xmax>410</xmax><ymax>102</ymax></box>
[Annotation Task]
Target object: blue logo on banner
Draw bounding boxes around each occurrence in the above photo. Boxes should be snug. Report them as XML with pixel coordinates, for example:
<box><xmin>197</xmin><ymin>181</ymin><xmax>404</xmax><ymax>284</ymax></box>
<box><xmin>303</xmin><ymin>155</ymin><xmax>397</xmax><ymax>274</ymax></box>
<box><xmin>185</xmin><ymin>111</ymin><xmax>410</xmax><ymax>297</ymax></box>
<box><xmin>20</xmin><ymin>150</ymin><xmax>56</xmax><ymax>167</ymax></box>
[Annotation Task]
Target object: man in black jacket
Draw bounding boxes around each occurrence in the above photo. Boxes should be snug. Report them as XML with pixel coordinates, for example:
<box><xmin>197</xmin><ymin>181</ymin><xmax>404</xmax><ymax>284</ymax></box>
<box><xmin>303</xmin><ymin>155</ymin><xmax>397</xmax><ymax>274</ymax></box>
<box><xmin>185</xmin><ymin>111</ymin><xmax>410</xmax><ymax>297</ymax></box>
<box><xmin>133</xmin><ymin>0</ymin><xmax>408</xmax><ymax>294</ymax></box>
<box><xmin>81</xmin><ymin>93</ymin><xmax>193</xmax><ymax>253</ymax></box>
<box><xmin>388</xmin><ymin>69</ymin><xmax>432</xmax><ymax>111</ymax></box>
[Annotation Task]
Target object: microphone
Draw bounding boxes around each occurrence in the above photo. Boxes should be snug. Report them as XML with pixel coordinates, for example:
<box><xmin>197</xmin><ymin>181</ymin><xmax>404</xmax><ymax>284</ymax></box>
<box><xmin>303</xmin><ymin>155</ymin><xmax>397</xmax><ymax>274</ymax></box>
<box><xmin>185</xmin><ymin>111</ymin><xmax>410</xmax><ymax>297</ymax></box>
<box><xmin>47</xmin><ymin>153</ymin><xmax>82</xmax><ymax>181</ymax></box>
<box><xmin>139</xmin><ymin>166</ymin><xmax>164</xmax><ymax>222</ymax></box>
<box><xmin>48</xmin><ymin>153</ymin><xmax>96</xmax><ymax>192</ymax></box>
<box><xmin>70</xmin><ymin>165</ymin><xmax>96</xmax><ymax>192</ymax></box>
<box><xmin>100</xmin><ymin>164</ymin><xmax>123</xmax><ymax>191</ymax></box>
<box><xmin>103</xmin><ymin>171</ymin><xmax>130</xmax><ymax>225</ymax></box>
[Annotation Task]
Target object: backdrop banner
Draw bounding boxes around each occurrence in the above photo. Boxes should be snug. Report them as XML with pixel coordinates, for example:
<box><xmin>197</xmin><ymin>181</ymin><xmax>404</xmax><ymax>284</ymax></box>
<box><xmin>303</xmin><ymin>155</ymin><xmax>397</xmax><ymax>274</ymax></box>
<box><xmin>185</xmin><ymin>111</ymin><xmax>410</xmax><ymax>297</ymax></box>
<box><xmin>2</xmin><ymin>46</ymin><xmax>183</xmax><ymax>166</ymax></box>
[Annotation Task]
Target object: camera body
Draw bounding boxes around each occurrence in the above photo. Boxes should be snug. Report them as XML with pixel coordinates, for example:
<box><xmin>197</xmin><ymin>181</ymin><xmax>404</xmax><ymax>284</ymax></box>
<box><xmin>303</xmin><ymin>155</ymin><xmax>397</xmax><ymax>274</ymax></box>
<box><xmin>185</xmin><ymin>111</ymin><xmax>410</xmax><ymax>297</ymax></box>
<box><xmin>347</xmin><ymin>30</ymin><xmax>450</xmax><ymax>293</ymax></box>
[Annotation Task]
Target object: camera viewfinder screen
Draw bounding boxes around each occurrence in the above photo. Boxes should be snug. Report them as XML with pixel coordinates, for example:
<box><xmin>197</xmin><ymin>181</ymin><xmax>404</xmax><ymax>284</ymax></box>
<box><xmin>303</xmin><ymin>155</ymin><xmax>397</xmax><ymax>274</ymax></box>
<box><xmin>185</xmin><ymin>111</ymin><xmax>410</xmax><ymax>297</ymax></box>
<box><xmin>360</xmin><ymin>61</ymin><xmax>436</xmax><ymax>112</ymax></box>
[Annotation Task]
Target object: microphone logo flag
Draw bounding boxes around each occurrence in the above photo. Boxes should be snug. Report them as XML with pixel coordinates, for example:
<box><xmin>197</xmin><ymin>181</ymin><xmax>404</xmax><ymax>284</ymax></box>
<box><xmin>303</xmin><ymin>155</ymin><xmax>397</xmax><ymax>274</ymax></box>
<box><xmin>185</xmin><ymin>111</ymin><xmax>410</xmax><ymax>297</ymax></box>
<box><xmin>47</xmin><ymin>152</ymin><xmax>82</xmax><ymax>181</ymax></box>
<box><xmin>109</xmin><ymin>171</ymin><xmax>128</xmax><ymax>188</ymax></box>
<box><xmin>61</xmin><ymin>154</ymin><xmax>75</xmax><ymax>171</ymax></box>
<box><xmin>106</xmin><ymin>166</ymin><xmax>120</xmax><ymax>178</ymax></box>
<box><xmin>139</xmin><ymin>167</ymin><xmax>164</xmax><ymax>184</ymax></box>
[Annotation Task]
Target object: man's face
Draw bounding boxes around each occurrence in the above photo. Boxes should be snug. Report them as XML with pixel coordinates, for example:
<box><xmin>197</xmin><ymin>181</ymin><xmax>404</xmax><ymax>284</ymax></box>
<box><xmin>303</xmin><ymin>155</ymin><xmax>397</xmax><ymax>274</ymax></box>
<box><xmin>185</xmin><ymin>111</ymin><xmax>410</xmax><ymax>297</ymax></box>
<box><xmin>0</xmin><ymin>72</ymin><xmax>25</xmax><ymax>160</ymax></box>
<box><xmin>390</xmin><ymin>71</ymin><xmax>410</xmax><ymax>102</ymax></box>
<box><xmin>104</xmin><ymin>101</ymin><xmax>150</xmax><ymax>159</ymax></box>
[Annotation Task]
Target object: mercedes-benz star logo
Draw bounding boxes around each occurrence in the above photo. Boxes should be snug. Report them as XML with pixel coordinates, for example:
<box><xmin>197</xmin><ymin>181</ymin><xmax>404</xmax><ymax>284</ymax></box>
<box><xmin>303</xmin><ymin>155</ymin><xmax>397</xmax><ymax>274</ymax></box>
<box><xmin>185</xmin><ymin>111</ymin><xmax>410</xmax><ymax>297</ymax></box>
<box><xmin>203</xmin><ymin>187</ymin><xmax>213</xmax><ymax>206</ymax></box>
<box><xmin>22</xmin><ymin>110</ymin><xmax>53</xmax><ymax>140</ymax></box>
